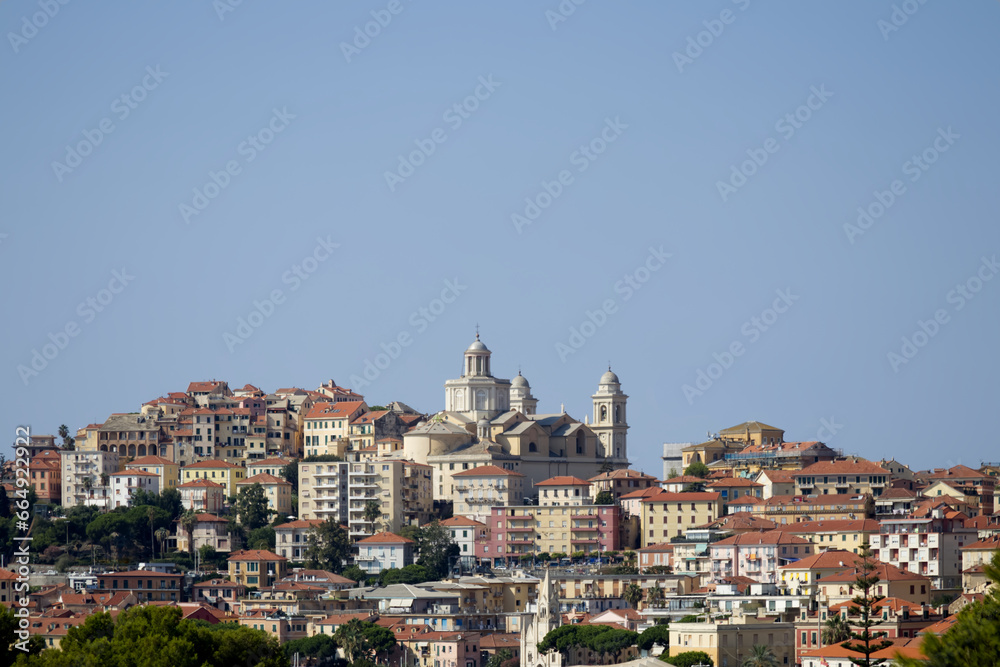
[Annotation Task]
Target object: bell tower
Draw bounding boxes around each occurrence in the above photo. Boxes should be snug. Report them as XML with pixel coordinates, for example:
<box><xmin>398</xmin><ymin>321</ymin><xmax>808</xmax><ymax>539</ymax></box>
<box><xmin>591</xmin><ymin>367</ymin><xmax>628</xmax><ymax>461</ymax></box>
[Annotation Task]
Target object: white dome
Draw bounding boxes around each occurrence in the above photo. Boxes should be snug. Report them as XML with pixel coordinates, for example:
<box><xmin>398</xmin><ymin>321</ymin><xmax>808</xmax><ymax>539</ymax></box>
<box><xmin>512</xmin><ymin>372</ymin><xmax>529</xmax><ymax>388</ymax></box>
<box><xmin>600</xmin><ymin>368</ymin><xmax>620</xmax><ymax>385</ymax></box>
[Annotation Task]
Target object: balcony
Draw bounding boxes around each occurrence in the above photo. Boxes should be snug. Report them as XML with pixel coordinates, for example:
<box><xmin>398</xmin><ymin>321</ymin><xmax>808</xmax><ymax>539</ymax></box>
<box><xmin>506</xmin><ymin>526</ymin><xmax>534</xmax><ymax>532</ymax></box>
<box><xmin>507</xmin><ymin>539</ymin><xmax>534</xmax><ymax>545</ymax></box>
<box><xmin>571</xmin><ymin>513</ymin><xmax>597</xmax><ymax>520</ymax></box>
<box><xmin>571</xmin><ymin>538</ymin><xmax>599</xmax><ymax>544</ymax></box>
<box><xmin>571</xmin><ymin>526</ymin><xmax>600</xmax><ymax>532</ymax></box>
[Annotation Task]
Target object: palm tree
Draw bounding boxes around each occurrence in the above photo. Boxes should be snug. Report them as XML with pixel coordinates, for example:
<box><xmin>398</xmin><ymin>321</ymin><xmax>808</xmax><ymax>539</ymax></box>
<box><xmin>822</xmin><ymin>613</ymin><xmax>851</xmax><ymax>645</ymax></box>
<box><xmin>742</xmin><ymin>644</ymin><xmax>779</xmax><ymax>667</ymax></box>
<box><xmin>362</xmin><ymin>499</ymin><xmax>381</xmax><ymax>535</ymax></box>
<box><xmin>335</xmin><ymin>619</ymin><xmax>371</xmax><ymax>663</ymax></box>
<box><xmin>148</xmin><ymin>507</ymin><xmax>156</xmax><ymax>558</ymax></box>
<box><xmin>646</xmin><ymin>583</ymin><xmax>665</xmax><ymax>609</ymax></box>
<box><xmin>82</xmin><ymin>475</ymin><xmax>93</xmax><ymax>499</ymax></box>
<box><xmin>624</xmin><ymin>583</ymin><xmax>643</xmax><ymax>609</ymax></box>
<box><xmin>155</xmin><ymin>528</ymin><xmax>169</xmax><ymax>558</ymax></box>
<box><xmin>179</xmin><ymin>511</ymin><xmax>198</xmax><ymax>559</ymax></box>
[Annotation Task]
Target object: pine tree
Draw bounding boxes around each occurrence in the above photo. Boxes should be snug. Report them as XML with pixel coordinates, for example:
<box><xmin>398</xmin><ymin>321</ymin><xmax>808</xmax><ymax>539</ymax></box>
<box><xmin>840</xmin><ymin>542</ymin><xmax>893</xmax><ymax>666</ymax></box>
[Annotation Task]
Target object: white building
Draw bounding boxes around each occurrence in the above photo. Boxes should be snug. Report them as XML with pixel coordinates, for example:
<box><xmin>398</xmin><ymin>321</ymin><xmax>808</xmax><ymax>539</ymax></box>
<box><xmin>662</xmin><ymin>442</ymin><xmax>688</xmax><ymax>480</ymax></box>
<box><xmin>60</xmin><ymin>450</ymin><xmax>119</xmax><ymax>509</ymax></box>
<box><xmin>109</xmin><ymin>470</ymin><xmax>160</xmax><ymax>508</ymax></box>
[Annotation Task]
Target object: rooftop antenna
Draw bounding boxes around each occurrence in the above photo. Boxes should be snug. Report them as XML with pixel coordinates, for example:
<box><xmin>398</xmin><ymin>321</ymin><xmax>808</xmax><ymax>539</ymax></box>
<box><xmin>475</xmin><ymin>323</ymin><xmax>480</xmax><ymax>340</ymax></box>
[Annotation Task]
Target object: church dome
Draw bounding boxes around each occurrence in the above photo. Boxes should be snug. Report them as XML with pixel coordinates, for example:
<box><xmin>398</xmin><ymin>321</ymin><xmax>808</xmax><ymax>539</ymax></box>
<box><xmin>466</xmin><ymin>334</ymin><xmax>489</xmax><ymax>354</ymax></box>
<box><xmin>511</xmin><ymin>372</ymin><xmax>529</xmax><ymax>388</ymax></box>
<box><xmin>600</xmin><ymin>368</ymin><xmax>620</xmax><ymax>385</ymax></box>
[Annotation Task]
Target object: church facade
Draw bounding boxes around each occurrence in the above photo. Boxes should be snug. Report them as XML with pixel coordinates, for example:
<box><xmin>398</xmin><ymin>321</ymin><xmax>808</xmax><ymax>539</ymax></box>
<box><xmin>402</xmin><ymin>334</ymin><xmax>631</xmax><ymax>502</ymax></box>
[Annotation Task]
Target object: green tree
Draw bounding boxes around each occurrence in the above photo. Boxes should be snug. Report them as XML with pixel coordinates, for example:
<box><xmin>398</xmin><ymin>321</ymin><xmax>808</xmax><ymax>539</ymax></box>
<box><xmin>0</xmin><ymin>486</ymin><xmax>10</xmax><ymax>519</ymax></box>
<box><xmin>334</xmin><ymin>619</ymin><xmax>374</xmax><ymax>663</ymax></box>
<box><xmin>280</xmin><ymin>461</ymin><xmax>298</xmax><ymax>493</ymax></box>
<box><xmin>282</xmin><ymin>634</ymin><xmax>339</xmax><ymax>666</ymax></box>
<box><xmin>897</xmin><ymin>549</ymin><xmax>1000</xmax><ymax>667</ymax></box>
<box><xmin>742</xmin><ymin>644</ymin><xmax>779</xmax><ymax>667</ymax></box>
<box><xmin>598</xmin><ymin>460</ymin><xmax>615</xmax><ymax>474</ymax></box>
<box><xmin>823</xmin><ymin>613</ymin><xmax>852</xmax><ymax>645</ymax></box>
<box><xmin>594</xmin><ymin>490</ymin><xmax>615</xmax><ymax>505</ymax></box>
<box><xmin>154</xmin><ymin>527</ymin><xmax>169</xmax><ymax>558</ymax></box>
<box><xmin>379</xmin><ymin>564</ymin><xmax>431</xmax><ymax>586</ymax></box>
<box><xmin>415</xmin><ymin>520</ymin><xmax>460</xmax><ymax>579</ymax></box>
<box><xmin>304</xmin><ymin>519</ymin><xmax>350</xmax><ymax>573</ymax></box>
<box><xmin>637</xmin><ymin>624</ymin><xmax>670</xmax><ymax>651</ymax></box>
<box><xmin>247</xmin><ymin>525</ymin><xmax>276</xmax><ymax>551</ymax></box>
<box><xmin>486</xmin><ymin>648</ymin><xmax>513</xmax><ymax>667</ymax></box>
<box><xmin>361</xmin><ymin>499</ymin><xmax>381</xmax><ymax>535</ymax></box>
<box><xmin>58</xmin><ymin>424</ymin><xmax>75</xmax><ymax>450</ymax></box>
<box><xmin>0</xmin><ymin>604</ymin><xmax>45</xmax><ymax>663</ymax></box>
<box><xmin>179</xmin><ymin>510</ymin><xmax>198</xmax><ymax>559</ymax></box>
<box><xmin>684</xmin><ymin>461</ymin><xmax>710</xmax><ymax>478</ymax></box>
<box><xmin>668</xmin><ymin>651</ymin><xmax>714</xmax><ymax>667</ymax></box>
<box><xmin>646</xmin><ymin>583</ymin><xmax>666</xmax><ymax>608</ymax></box>
<box><xmin>624</xmin><ymin>582</ymin><xmax>644</xmax><ymax>609</ymax></box>
<box><xmin>538</xmin><ymin>625</ymin><xmax>638</xmax><ymax>664</ymax></box>
<box><xmin>342</xmin><ymin>565</ymin><xmax>367</xmax><ymax>585</ymax></box>
<box><xmin>840</xmin><ymin>542</ymin><xmax>893</xmax><ymax>667</ymax></box>
<box><xmin>236</xmin><ymin>483</ymin><xmax>272</xmax><ymax>531</ymax></box>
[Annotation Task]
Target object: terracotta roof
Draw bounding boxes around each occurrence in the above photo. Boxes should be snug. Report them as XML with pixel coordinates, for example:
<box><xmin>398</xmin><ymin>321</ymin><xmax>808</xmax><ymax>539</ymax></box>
<box><xmin>620</xmin><ymin>488</ymin><xmax>664</xmax><ymax>500</ymax></box>
<box><xmin>919</xmin><ymin>614</ymin><xmax>959</xmax><ymax>635</ymax></box>
<box><xmin>0</xmin><ymin>570</ymin><xmax>19</xmax><ymax>581</ymax></box>
<box><xmin>351</xmin><ymin>411</ymin><xmax>389</xmax><ymax>424</ymax></box>
<box><xmin>708</xmin><ymin>477</ymin><xmax>762</xmax><ymax>488</ymax></box>
<box><xmin>304</xmin><ymin>401</ymin><xmax>366</xmax><ymax>421</ymax></box>
<box><xmin>638</xmin><ymin>543</ymin><xmax>675</xmax><ymax>553</ymax></box>
<box><xmin>126</xmin><ymin>456</ymin><xmax>175</xmax><ymax>466</ymax></box>
<box><xmin>877</xmin><ymin>487</ymin><xmax>918</xmax><ymax>499</ymax></box>
<box><xmin>439</xmin><ymin>516</ymin><xmax>487</xmax><ymax>528</ymax></box>
<box><xmin>274</xmin><ymin>520</ymin><xmax>324</xmax><ymax>530</ymax></box>
<box><xmin>250</xmin><ymin>457</ymin><xmax>293</xmax><ymax>466</ymax></box>
<box><xmin>177</xmin><ymin>479</ymin><xmax>225</xmax><ymax>489</ymax></box>
<box><xmin>719</xmin><ymin>421</ymin><xmax>782</xmax><ymax>435</ymax></box>
<box><xmin>795</xmin><ymin>459</ymin><xmax>890</xmax><ymax>476</ymax></box>
<box><xmin>186</xmin><ymin>513</ymin><xmax>227</xmax><ymax>523</ymax></box>
<box><xmin>536</xmin><ymin>476</ymin><xmax>591</xmax><ymax>486</ymax></box>
<box><xmin>773</xmin><ymin>519</ymin><xmax>880</xmax><ymax>534</ymax></box>
<box><xmin>817</xmin><ymin>561</ymin><xmax>929</xmax><ymax>583</ymax></box>
<box><xmin>588</xmin><ymin>469</ymin><xmax>658</xmax><ymax>482</ymax></box>
<box><xmin>109</xmin><ymin>470</ymin><xmax>158</xmax><ymax>477</ymax></box>
<box><xmin>713</xmin><ymin>530</ymin><xmax>812</xmax><ymax>546</ymax></box>
<box><xmin>237</xmin><ymin>473</ymin><xmax>291</xmax><ymax>486</ymax></box>
<box><xmin>641</xmin><ymin>491</ymin><xmax>721</xmax><ymax>503</ymax></box>
<box><xmin>924</xmin><ymin>465</ymin><xmax>990</xmax><ymax>480</ymax></box>
<box><xmin>961</xmin><ymin>535</ymin><xmax>1000</xmax><ymax>551</ymax></box>
<box><xmin>316</xmin><ymin>611</ymin><xmax>376</xmax><ymax>625</ymax></box>
<box><xmin>184</xmin><ymin>460</ymin><xmax>242</xmax><ymax>469</ymax></box>
<box><xmin>756</xmin><ymin>470</ymin><xmax>796</xmax><ymax>483</ymax></box>
<box><xmin>227</xmin><ymin>549</ymin><xmax>287</xmax><ymax>562</ymax></box>
<box><xmin>356</xmin><ymin>531</ymin><xmax>414</xmax><ymax>545</ymax></box>
<box><xmin>779</xmin><ymin>549</ymin><xmax>862</xmax><ymax>570</ymax></box>
<box><xmin>453</xmin><ymin>465</ymin><xmax>525</xmax><ymax>478</ymax></box>
<box><xmin>702</xmin><ymin>513</ymin><xmax>777</xmax><ymax>531</ymax></box>
<box><xmin>763</xmin><ymin>494</ymin><xmax>869</xmax><ymax>507</ymax></box>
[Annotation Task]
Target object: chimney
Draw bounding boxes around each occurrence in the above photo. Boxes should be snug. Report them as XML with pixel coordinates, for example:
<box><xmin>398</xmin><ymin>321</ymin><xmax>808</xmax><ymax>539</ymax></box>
<box><xmin>921</xmin><ymin>604</ymin><xmax>929</xmax><ymax>619</ymax></box>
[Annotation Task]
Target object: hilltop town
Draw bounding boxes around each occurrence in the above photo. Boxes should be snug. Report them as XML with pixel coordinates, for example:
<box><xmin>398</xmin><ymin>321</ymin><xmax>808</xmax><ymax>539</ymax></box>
<box><xmin>4</xmin><ymin>336</ymin><xmax>999</xmax><ymax>667</ymax></box>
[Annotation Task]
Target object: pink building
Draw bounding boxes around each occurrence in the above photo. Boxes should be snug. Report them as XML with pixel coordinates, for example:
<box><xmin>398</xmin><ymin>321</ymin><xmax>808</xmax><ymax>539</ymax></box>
<box><xmin>710</xmin><ymin>530</ymin><xmax>815</xmax><ymax>584</ymax></box>
<box><xmin>178</xmin><ymin>478</ymin><xmax>226</xmax><ymax>514</ymax></box>
<box><xmin>475</xmin><ymin>504</ymin><xmax>623</xmax><ymax>565</ymax></box>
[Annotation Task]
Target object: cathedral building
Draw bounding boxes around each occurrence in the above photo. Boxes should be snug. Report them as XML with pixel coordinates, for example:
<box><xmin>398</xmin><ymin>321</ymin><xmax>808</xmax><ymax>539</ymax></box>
<box><xmin>402</xmin><ymin>334</ymin><xmax>630</xmax><ymax>503</ymax></box>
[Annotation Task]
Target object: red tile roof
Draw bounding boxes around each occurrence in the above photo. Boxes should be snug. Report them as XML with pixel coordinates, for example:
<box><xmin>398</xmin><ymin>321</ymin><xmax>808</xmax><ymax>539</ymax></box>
<box><xmin>795</xmin><ymin>459</ymin><xmax>890</xmax><ymax>476</ymax></box>
<box><xmin>228</xmin><ymin>549</ymin><xmax>287</xmax><ymax>562</ymax></box>
<box><xmin>237</xmin><ymin>473</ymin><xmax>291</xmax><ymax>486</ymax></box>
<box><xmin>536</xmin><ymin>476</ymin><xmax>591</xmax><ymax>486</ymax></box>
<box><xmin>641</xmin><ymin>491</ymin><xmax>722</xmax><ymax>503</ymax></box>
<box><xmin>588</xmin><ymin>469</ymin><xmax>658</xmax><ymax>482</ymax></box>
<box><xmin>439</xmin><ymin>516</ymin><xmax>487</xmax><ymax>527</ymax></box>
<box><xmin>274</xmin><ymin>520</ymin><xmax>324</xmax><ymax>530</ymax></box>
<box><xmin>177</xmin><ymin>479</ymin><xmax>225</xmax><ymax>489</ymax></box>
<box><xmin>356</xmin><ymin>531</ymin><xmax>414</xmax><ymax>545</ymax></box>
<box><xmin>184</xmin><ymin>460</ymin><xmax>242</xmax><ymax>469</ymax></box>
<box><xmin>453</xmin><ymin>465</ymin><xmax>525</xmax><ymax>477</ymax></box>
<box><xmin>713</xmin><ymin>530</ymin><xmax>812</xmax><ymax>546</ymax></box>
<box><xmin>126</xmin><ymin>456</ymin><xmax>175</xmax><ymax>466</ymax></box>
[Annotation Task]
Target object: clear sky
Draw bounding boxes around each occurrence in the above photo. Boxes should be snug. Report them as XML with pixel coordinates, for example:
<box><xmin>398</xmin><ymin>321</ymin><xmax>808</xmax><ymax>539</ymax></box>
<box><xmin>2</xmin><ymin>2</ymin><xmax>999</xmax><ymax>476</ymax></box>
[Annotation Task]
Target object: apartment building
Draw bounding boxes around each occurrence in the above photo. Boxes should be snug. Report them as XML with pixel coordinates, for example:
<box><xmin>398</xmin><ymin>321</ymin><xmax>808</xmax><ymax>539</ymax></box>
<box><xmin>724</xmin><ymin>440</ymin><xmax>841</xmax><ymax>475</ymax></box>
<box><xmin>109</xmin><ymin>470</ymin><xmax>159</xmax><ymax>508</ymax></box>
<box><xmin>354</xmin><ymin>532</ymin><xmax>415</xmax><ymax>575</ymax></box>
<box><xmin>228</xmin><ymin>549</ymin><xmax>289</xmax><ymax>588</ymax></box>
<box><xmin>535</xmin><ymin>476</ymin><xmax>592</xmax><ymax>506</ymax></box>
<box><xmin>28</xmin><ymin>450</ymin><xmax>61</xmax><ymax>505</ymax></box>
<box><xmin>124</xmin><ymin>455</ymin><xmax>179</xmax><ymax>492</ymax></box>
<box><xmin>236</xmin><ymin>473</ymin><xmax>293</xmax><ymax>521</ymax></box>
<box><xmin>815</xmin><ymin>561</ymin><xmax>931</xmax><ymax>606</ymax></box>
<box><xmin>96</xmin><ymin>413</ymin><xmax>163</xmax><ymax>458</ymax></box>
<box><xmin>247</xmin><ymin>457</ymin><xmax>293</xmax><ymax>478</ymax></box>
<box><xmin>640</xmin><ymin>491</ymin><xmax>723</xmax><ymax>545</ymax></box>
<box><xmin>669</xmin><ymin>617</ymin><xmax>797</xmax><ymax>667</ymax></box>
<box><xmin>870</xmin><ymin>507</ymin><xmax>978</xmax><ymax>593</ymax></box>
<box><xmin>176</xmin><ymin>513</ymin><xmax>230</xmax><ymax>553</ymax></box>
<box><xmin>440</xmin><ymin>516</ymin><xmax>487</xmax><ymax>562</ymax></box>
<box><xmin>754</xmin><ymin>470</ymin><xmax>796</xmax><ymax>498</ymax></box>
<box><xmin>95</xmin><ymin>570</ymin><xmax>184</xmax><ymax>602</ymax></box>
<box><xmin>177</xmin><ymin>478</ymin><xmax>225</xmax><ymax>514</ymax></box>
<box><xmin>348</xmin><ymin>460</ymin><xmax>404</xmax><ymax>539</ymax></box>
<box><xmin>960</xmin><ymin>535</ymin><xmax>1000</xmax><ymax>592</ymax></box>
<box><xmin>452</xmin><ymin>466</ymin><xmax>526</xmax><ymax>524</ymax></box>
<box><xmin>706</xmin><ymin>477</ymin><xmax>763</xmax><ymax>503</ymax></box>
<box><xmin>60</xmin><ymin>449</ymin><xmax>119</xmax><ymax>509</ymax></box>
<box><xmin>588</xmin><ymin>468</ymin><xmax>660</xmax><ymax>500</ymax></box>
<box><xmin>773</xmin><ymin>519</ymin><xmax>881</xmax><ymax>554</ymax></box>
<box><xmin>181</xmin><ymin>460</ymin><xmax>246</xmax><ymax>497</ymax></box>
<box><xmin>710</xmin><ymin>531</ymin><xmax>815</xmax><ymax>584</ymax></box>
<box><xmin>778</xmin><ymin>549</ymin><xmax>862</xmax><ymax>596</ymax></box>
<box><xmin>298</xmin><ymin>460</ymin><xmax>349</xmax><ymax>523</ymax></box>
<box><xmin>402</xmin><ymin>461</ymin><xmax>434</xmax><ymax>527</ymax></box>
<box><xmin>920</xmin><ymin>465</ymin><xmax>995</xmax><ymax>516</ymax></box>
<box><xmin>748</xmin><ymin>494</ymin><xmax>874</xmax><ymax>524</ymax></box>
<box><xmin>302</xmin><ymin>401</ymin><xmax>367</xmax><ymax>458</ymax></box>
<box><xmin>475</xmin><ymin>504</ymin><xmax>624</xmax><ymax>564</ymax></box>
<box><xmin>793</xmin><ymin>459</ymin><xmax>891</xmax><ymax>497</ymax></box>
<box><xmin>274</xmin><ymin>519</ymin><xmax>324</xmax><ymax>561</ymax></box>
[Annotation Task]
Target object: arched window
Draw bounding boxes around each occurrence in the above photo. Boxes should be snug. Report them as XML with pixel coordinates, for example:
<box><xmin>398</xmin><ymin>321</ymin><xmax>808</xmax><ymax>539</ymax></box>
<box><xmin>576</xmin><ymin>433</ymin><xmax>585</xmax><ymax>455</ymax></box>
<box><xmin>600</xmin><ymin>406</ymin><xmax>607</xmax><ymax>422</ymax></box>
<box><xmin>614</xmin><ymin>405</ymin><xmax>621</xmax><ymax>423</ymax></box>
<box><xmin>528</xmin><ymin>442</ymin><xmax>537</xmax><ymax>453</ymax></box>
<box><xmin>476</xmin><ymin>390</ymin><xmax>487</xmax><ymax>411</ymax></box>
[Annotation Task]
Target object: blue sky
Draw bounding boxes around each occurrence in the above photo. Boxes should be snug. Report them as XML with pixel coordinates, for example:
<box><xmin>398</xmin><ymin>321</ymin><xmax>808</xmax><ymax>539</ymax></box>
<box><xmin>2</xmin><ymin>1</ymin><xmax>999</xmax><ymax>476</ymax></box>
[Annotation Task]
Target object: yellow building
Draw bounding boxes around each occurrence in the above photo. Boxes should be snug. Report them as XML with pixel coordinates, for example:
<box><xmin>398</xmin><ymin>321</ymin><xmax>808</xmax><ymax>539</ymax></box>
<box><xmin>452</xmin><ymin>465</ymin><xmax>526</xmax><ymax>523</ymax></box>
<box><xmin>741</xmin><ymin>494</ymin><xmax>874</xmax><ymax>524</ymax></box>
<box><xmin>669</xmin><ymin>618</ymin><xmax>796</xmax><ymax>667</ymax></box>
<box><xmin>182</xmin><ymin>459</ymin><xmax>246</xmax><ymax>497</ymax></box>
<box><xmin>718</xmin><ymin>420</ymin><xmax>785</xmax><ymax>448</ymax></box>
<box><xmin>237</xmin><ymin>473</ymin><xmax>293</xmax><ymax>520</ymax></box>
<box><xmin>302</xmin><ymin>400</ymin><xmax>367</xmax><ymax>458</ymax></box>
<box><xmin>793</xmin><ymin>459</ymin><xmax>891</xmax><ymax>497</ymax></box>
<box><xmin>640</xmin><ymin>491</ymin><xmax>722</xmax><ymax>546</ymax></box>
<box><xmin>125</xmin><ymin>455</ymin><xmax>180</xmax><ymax>491</ymax></box>
<box><xmin>227</xmin><ymin>549</ymin><xmax>289</xmax><ymax>588</ymax></box>
<box><xmin>773</xmin><ymin>519</ymin><xmax>881</xmax><ymax>553</ymax></box>
<box><xmin>779</xmin><ymin>549</ymin><xmax>861</xmax><ymax>596</ymax></box>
